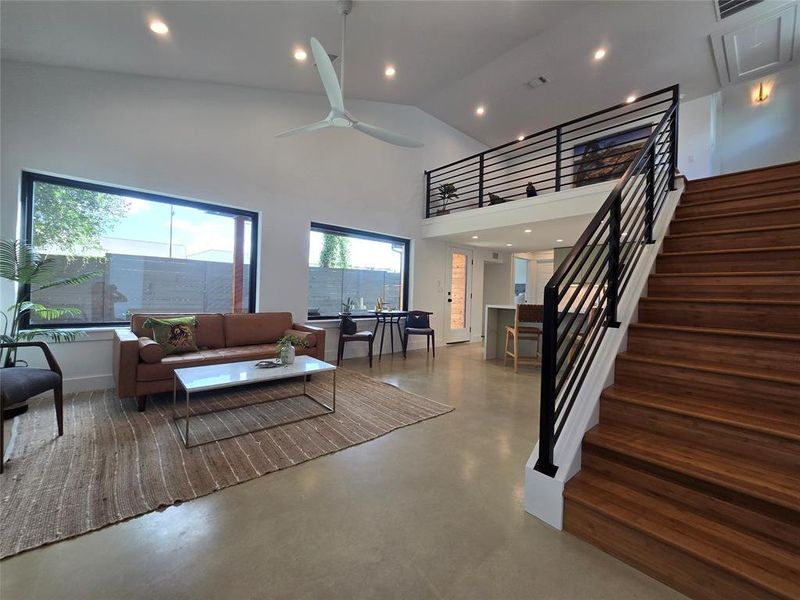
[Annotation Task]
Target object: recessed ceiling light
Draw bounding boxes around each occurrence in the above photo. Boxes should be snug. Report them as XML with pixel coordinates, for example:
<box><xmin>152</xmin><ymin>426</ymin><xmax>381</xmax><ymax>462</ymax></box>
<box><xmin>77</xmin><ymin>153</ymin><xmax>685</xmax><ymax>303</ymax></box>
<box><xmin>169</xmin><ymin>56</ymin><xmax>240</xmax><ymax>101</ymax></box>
<box><xmin>556</xmin><ymin>239</ymin><xmax>564</xmax><ymax>243</ymax></box>
<box><xmin>475</xmin><ymin>105</ymin><xmax>486</xmax><ymax>116</ymax></box>
<box><xmin>384</xmin><ymin>65</ymin><xmax>396</xmax><ymax>78</ymax></box>
<box><xmin>294</xmin><ymin>48</ymin><xmax>308</xmax><ymax>62</ymax></box>
<box><xmin>524</xmin><ymin>229</ymin><xmax>532</xmax><ymax>233</ymax></box>
<box><xmin>149</xmin><ymin>20</ymin><xmax>169</xmax><ymax>35</ymax></box>
<box><xmin>593</xmin><ymin>48</ymin><xmax>606</xmax><ymax>61</ymax></box>
<box><xmin>517</xmin><ymin>135</ymin><xmax>525</xmax><ymax>142</ymax></box>
<box><xmin>506</xmin><ymin>243</ymin><xmax>513</xmax><ymax>247</ymax></box>
<box><xmin>471</xmin><ymin>235</ymin><xmax>479</xmax><ymax>239</ymax></box>
<box><xmin>626</xmin><ymin>95</ymin><xmax>636</xmax><ymax>104</ymax></box>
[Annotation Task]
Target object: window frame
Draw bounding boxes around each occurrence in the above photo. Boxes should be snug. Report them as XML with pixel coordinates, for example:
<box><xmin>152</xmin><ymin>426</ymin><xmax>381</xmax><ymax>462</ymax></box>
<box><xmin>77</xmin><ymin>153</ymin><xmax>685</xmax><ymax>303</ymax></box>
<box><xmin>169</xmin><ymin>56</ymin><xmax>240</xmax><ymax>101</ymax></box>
<box><xmin>308</xmin><ymin>222</ymin><xmax>410</xmax><ymax>321</ymax></box>
<box><xmin>19</xmin><ymin>171</ymin><xmax>259</xmax><ymax>330</ymax></box>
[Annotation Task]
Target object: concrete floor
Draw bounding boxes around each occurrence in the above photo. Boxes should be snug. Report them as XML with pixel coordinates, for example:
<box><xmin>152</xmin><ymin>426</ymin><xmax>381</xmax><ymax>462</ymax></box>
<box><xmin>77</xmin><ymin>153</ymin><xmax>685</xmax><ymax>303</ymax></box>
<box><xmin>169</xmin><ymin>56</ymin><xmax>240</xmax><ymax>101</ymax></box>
<box><xmin>0</xmin><ymin>343</ymin><xmax>684</xmax><ymax>600</ymax></box>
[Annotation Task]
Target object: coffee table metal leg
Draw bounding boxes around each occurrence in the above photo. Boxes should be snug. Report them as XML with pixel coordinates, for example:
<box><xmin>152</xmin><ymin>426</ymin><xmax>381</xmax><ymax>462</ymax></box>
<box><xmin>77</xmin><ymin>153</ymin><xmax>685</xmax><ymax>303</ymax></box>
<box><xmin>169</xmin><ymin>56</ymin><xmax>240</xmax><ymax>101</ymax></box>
<box><xmin>184</xmin><ymin>386</ymin><xmax>191</xmax><ymax>447</ymax></box>
<box><xmin>333</xmin><ymin>369</ymin><xmax>336</xmax><ymax>412</ymax></box>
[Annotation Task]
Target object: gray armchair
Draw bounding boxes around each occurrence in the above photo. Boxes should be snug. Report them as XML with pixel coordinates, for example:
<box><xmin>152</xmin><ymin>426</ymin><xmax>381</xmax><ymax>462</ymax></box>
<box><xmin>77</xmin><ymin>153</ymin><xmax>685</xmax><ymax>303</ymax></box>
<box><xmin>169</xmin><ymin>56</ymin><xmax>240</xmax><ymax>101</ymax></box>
<box><xmin>0</xmin><ymin>342</ymin><xmax>64</xmax><ymax>474</ymax></box>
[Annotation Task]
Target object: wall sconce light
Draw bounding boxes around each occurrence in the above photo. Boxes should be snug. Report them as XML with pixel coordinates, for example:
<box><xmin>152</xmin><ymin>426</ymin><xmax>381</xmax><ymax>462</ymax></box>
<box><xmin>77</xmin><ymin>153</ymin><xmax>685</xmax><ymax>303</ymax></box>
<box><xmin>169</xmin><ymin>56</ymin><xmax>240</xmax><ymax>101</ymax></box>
<box><xmin>754</xmin><ymin>81</ymin><xmax>770</xmax><ymax>104</ymax></box>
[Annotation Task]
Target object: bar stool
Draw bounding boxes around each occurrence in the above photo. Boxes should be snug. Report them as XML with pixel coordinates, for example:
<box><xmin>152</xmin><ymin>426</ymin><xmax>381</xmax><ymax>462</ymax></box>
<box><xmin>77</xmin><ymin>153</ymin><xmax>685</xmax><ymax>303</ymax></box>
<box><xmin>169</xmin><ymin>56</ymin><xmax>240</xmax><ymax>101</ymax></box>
<box><xmin>504</xmin><ymin>304</ymin><xmax>543</xmax><ymax>372</ymax></box>
<box><xmin>337</xmin><ymin>317</ymin><xmax>374</xmax><ymax>367</ymax></box>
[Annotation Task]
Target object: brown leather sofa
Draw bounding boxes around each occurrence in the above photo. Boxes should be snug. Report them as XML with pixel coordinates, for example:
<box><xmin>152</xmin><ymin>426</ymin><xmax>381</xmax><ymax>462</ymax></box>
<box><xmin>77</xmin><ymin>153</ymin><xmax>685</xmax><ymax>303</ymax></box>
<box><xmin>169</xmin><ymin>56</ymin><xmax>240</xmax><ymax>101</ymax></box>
<box><xmin>113</xmin><ymin>312</ymin><xmax>325</xmax><ymax>411</ymax></box>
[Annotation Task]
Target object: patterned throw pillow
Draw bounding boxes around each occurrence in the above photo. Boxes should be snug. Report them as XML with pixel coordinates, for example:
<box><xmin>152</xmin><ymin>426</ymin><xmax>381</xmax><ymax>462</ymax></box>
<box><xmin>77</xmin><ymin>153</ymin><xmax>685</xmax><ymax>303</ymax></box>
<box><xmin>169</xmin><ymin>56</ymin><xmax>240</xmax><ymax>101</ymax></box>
<box><xmin>142</xmin><ymin>316</ymin><xmax>199</xmax><ymax>355</ymax></box>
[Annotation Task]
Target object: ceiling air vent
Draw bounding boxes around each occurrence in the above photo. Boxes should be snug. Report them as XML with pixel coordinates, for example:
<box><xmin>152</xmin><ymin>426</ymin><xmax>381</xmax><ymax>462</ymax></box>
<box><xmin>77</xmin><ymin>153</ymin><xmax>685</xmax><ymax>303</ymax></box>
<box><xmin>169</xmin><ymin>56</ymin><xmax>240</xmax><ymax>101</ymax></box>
<box><xmin>715</xmin><ymin>0</ymin><xmax>764</xmax><ymax>20</ymax></box>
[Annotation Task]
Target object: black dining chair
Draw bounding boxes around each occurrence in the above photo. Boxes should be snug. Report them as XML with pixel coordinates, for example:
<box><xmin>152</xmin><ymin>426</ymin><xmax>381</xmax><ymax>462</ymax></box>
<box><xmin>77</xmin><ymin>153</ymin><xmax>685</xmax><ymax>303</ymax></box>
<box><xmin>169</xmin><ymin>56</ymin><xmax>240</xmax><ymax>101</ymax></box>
<box><xmin>337</xmin><ymin>317</ymin><xmax>374</xmax><ymax>367</ymax></box>
<box><xmin>402</xmin><ymin>311</ymin><xmax>435</xmax><ymax>358</ymax></box>
<box><xmin>0</xmin><ymin>341</ymin><xmax>64</xmax><ymax>474</ymax></box>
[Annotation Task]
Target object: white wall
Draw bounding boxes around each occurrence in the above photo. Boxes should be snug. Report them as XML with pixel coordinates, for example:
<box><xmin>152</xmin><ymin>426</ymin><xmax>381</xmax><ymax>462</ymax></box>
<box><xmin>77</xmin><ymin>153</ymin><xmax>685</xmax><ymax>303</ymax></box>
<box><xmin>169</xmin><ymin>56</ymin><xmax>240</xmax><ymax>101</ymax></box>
<box><xmin>0</xmin><ymin>61</ymin><xmax>486</xmax><ymax>390</ymax></box>
<box><xmin>678</xmin><ymin>66</ymin><xmax>800</xmax><ymax>179</ymax></box>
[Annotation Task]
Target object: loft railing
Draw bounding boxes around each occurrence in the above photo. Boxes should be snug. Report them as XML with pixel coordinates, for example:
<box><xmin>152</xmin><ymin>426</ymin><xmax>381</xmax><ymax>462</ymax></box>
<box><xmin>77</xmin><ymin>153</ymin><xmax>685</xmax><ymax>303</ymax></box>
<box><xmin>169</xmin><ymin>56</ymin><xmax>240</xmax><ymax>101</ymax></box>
<box><xmin>534</xmin><ymin>84</ymin><xmax>679</xmax><ymax>476</ymax></box>
<box><xmin>424</xmin><ymin>86</ymin><xmax>678</xmax><ymax>218</ymax></box>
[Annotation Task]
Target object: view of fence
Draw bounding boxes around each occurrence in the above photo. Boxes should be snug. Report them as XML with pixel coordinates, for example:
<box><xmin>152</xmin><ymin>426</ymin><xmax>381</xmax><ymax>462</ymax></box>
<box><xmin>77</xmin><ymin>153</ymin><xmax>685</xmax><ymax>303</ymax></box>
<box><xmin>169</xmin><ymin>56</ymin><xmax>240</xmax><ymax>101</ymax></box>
<box><xmin>31</xmin><ymin>253</ymin><xmax>250</xmax><ymax>324</ymax></box>
<box><xmin>308</xmin><ymin>267</ymin><xmax>401</xmax><ymax>318</ymax></box>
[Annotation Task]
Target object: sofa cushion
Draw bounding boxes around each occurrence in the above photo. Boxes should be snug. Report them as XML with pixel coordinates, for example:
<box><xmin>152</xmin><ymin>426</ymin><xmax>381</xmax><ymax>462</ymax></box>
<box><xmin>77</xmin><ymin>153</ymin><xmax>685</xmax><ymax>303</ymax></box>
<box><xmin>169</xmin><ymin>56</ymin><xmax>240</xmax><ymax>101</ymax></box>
<box><xmin>136</xmin><ymin>344</ymin><xmax>286</xmax><ymax>381</ymax></box>
<box><xmin>138</xmin><ymin>337</ymin><xmax>166</xmax><ymax>363</ymax></box>
<box><xmin>224</xmin><ymin>312</ymin><xmax>293</xmax><ymax>347</ymax></box>
<box><xmin>283</xmin><ymin>329</ymin><xmax>317</xmax><ymax>347</ymax></box>
<box><xmin>143</xmin><ymin>316</ymin><xmax>199</xmax><ymax>355</ymax></box>
<box><xmin>131</xmin><ymin>313</ymin><xmax>226</xmax><ymax>349</ymax></box>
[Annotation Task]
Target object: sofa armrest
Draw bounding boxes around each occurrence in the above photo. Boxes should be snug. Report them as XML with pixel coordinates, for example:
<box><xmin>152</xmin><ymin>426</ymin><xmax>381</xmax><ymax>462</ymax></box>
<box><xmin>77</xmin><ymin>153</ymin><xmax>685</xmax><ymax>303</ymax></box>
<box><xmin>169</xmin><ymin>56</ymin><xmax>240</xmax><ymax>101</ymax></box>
<box><xmin>292</xmin><ymin>323</ymin><xmax>326</xmax><ymax>361</ymax></box>
<box><xmin>113</xmin><ymin>328</ymin><xmax>140</xmax><ymax>398</ymax></box>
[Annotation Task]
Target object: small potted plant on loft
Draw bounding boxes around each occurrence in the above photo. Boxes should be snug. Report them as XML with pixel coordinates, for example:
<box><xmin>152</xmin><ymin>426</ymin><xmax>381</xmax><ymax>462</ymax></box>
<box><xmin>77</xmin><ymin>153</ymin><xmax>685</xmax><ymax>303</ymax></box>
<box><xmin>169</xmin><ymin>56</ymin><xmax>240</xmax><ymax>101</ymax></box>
<box><xmin>436</xmin><ymin>183</ymin><xmax>458</xmax><ymax>216</ymax></box>
<box><xmin>276</xmin><ymin>334</ymin><xmax>309</xmax><ymax>365</ymax></box>
<box><xmin>340</xmin><ymin>296</ymin><xmax>356</xmax><ymax>316</ymax></box>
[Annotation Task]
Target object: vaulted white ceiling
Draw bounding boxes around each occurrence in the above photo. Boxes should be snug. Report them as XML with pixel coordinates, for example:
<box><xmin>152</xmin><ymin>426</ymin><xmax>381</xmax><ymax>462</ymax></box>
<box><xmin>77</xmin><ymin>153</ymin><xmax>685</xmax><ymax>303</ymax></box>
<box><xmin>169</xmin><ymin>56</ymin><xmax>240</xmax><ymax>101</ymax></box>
<box><xmin>2</xmin><ymin>0</ymin><xmax>794</xmax><ymax>147</ymax></box>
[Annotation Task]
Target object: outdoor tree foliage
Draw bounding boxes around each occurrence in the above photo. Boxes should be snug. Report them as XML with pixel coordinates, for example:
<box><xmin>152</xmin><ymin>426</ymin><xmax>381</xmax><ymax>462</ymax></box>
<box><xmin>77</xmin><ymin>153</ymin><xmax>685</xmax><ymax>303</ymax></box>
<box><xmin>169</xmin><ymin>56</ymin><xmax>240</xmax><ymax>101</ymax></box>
<box><xmin>319</xmin><ymin>233</ymin><xmax>350</xmax><ymax>269</ymax></box>
<box><xmin>32</xmin><ymin>182</ymin><xmax>128</xmax><ymax>254</ymax></box>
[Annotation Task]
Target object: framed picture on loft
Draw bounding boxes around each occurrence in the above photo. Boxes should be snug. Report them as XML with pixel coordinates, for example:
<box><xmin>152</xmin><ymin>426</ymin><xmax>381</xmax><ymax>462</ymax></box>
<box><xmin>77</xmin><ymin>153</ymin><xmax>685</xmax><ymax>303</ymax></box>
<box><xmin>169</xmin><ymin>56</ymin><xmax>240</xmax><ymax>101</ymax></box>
<box><xmin>573</xmin><ymin>125</ymin><xmax>651</xmax><ymax>187</ymax></box>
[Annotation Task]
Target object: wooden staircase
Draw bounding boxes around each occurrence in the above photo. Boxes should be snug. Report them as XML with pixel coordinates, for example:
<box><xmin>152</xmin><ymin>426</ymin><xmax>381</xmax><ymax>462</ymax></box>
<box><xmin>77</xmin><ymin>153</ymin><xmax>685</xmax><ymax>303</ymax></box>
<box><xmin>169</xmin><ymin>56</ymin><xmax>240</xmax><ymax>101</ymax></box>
<box><xmin>563</xmin><ymin>162</ymin><xmax>800</xmax><ymax>600</ymax></box>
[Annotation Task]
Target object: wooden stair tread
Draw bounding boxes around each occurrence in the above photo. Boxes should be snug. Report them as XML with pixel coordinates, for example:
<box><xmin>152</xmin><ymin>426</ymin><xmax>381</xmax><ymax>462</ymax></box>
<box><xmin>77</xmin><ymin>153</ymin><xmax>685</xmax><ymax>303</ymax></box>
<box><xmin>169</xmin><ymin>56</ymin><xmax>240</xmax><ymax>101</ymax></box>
<box><xmin>566</xmin><ymin>471</ymin><xmax>800</xmax><ymax>598</ymax></box>
<box><xmin>660</xmin><ymin>245</ymin><xmax>800</xmax><ymax>258</ymax></box>
<box><xmin>643</xmin><ymin>295</ymin><xmax>800</xmax><ymax>306</ymax></box>
<box><xmin>603</xmin><ymin>384</ymin><xmax>800</xmax><ymax>443</ymax></box>
<box><xmin>650</xmin><ymin>270</ymin><xmax>800</xmax><ymax>278</ymax></box>
<box><xmin>686</xmin><ymin>160</ymin><xmax>800</xmax><ymax>184</ymax></box>
<box><xmin>671</xmin><ymin>205</ymin><xmax>800</xmax><ymax>224</ymax></box>
<box><xmin>682</xmin><ymin>175</ymin><xmax>800</xmax><ymax>197</ymax></box>
<box><xmin>583</xmin><ymin>424</ymin><xmax>800</xmax><ymax>512</ymax></box>
<box><xmin>629</xmin><ymin>322</ymin><xmax>800</xmax><ymax>342</ymax></box>
<box><xmin>666</xmin><ymin>223</ymin><xmax>800</xmax><ymax>240</ymax></box>
<box><xmin>618</xmin><ymin>351</ymin><xmax>800</xmax><ymax>386</ymax></box>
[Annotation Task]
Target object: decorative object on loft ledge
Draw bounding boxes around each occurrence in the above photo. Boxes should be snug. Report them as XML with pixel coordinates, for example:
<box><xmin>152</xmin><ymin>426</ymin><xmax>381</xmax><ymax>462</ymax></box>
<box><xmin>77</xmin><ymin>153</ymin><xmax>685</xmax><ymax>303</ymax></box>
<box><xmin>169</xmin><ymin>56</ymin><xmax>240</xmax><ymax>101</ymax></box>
<box><xmin>489</xmin><ymin>192</ymin><xmax>507</xmax><ymax>205</ymax></box>
<box><xmin>340</xmin><ymin>296</ymin><xmax>356</xmax><ymax>315</ymax></box>
<box><xmin>573</xmin><ymin>125</ymin><xmax>651</xmax><ymax>187</ymax></box>
<box><xmin>275</xmin><ymin>1</ymin><xmax>423</xmax><ymax>148</ymax></box>
<box><xmin>436</xmin><ymin>183</ymin><xmax>458</xmax><ymax>215</ymax></box>
<box><xmin>526</xmin><ymin>182</ymin><xmax>538</xmax><ymax>197</ymax></box>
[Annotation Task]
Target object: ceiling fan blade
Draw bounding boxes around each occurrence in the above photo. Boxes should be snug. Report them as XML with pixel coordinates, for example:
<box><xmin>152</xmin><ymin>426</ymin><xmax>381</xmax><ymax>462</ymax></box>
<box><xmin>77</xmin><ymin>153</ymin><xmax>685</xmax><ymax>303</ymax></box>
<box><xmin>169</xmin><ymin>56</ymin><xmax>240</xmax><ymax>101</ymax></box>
<box><xmin>353</xmin><ymin>121</ymin><xmax>424</xmax><ymax>148</ymax></box>
<box><xmin>275</xmin><ymin>119</ymin><xmax>332</xmax><ymax>138</ymax></box>
<box><xmin>310</xmin><ymin>37</ymin><xmax>344</xmax><ymax>112</ymax></box>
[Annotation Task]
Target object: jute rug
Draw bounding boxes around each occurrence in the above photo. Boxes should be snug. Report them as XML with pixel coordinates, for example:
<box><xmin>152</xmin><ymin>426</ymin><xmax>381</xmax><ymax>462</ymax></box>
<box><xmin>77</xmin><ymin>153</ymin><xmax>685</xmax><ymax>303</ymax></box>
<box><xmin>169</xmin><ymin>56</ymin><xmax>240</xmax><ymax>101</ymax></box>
<box><xmin>0</xmin><ymin>370</ymin><xmax>452</xmax><ymax>558</ymax></box>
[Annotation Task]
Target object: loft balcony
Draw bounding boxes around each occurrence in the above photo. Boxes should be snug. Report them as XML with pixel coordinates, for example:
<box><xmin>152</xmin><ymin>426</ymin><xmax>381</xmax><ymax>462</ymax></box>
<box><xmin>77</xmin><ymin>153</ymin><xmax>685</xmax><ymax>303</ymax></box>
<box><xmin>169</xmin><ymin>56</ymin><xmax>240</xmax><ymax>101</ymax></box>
<box><xmin>423</xmin><ymin>86</ymin><xmax>679</xmax><ymax>227</ymax></box>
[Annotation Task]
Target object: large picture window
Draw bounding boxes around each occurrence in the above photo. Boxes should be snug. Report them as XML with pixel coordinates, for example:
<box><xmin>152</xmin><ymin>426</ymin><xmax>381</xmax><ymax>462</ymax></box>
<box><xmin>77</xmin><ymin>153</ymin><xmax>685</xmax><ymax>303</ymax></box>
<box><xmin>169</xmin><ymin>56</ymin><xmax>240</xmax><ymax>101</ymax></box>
<box><xmin>308</xmin><ymin>223</ymin><xmax>409</xmax><ymax>320</ymax></box>
<box><xmin>20</xmin><ymin>172</ymin><xmax>258</xmax><ymax>328</ymax></box>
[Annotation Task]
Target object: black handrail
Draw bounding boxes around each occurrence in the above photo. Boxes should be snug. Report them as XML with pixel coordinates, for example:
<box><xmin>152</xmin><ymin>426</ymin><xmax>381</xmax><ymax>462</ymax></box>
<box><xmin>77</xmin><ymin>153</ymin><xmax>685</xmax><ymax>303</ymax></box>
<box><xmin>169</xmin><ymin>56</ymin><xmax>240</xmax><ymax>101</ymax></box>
<box><xmin>534</xmin><ymin>84</ymin><xmax>679</xmax><ymax>476</ymax></box>
<box><xmin>424</xmin><ymin>86</ymin><xmax>679</xmax><ymax>217</ymax></box>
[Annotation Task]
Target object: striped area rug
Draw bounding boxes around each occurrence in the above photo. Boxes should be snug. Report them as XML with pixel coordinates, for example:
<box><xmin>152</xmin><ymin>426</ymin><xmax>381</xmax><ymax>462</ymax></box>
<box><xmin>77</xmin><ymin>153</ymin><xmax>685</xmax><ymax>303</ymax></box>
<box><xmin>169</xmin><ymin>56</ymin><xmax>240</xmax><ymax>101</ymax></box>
<box><xmin>0</xmin><ymin>370</ymin><xmax>452</xmax><ymax>558</ymax></box>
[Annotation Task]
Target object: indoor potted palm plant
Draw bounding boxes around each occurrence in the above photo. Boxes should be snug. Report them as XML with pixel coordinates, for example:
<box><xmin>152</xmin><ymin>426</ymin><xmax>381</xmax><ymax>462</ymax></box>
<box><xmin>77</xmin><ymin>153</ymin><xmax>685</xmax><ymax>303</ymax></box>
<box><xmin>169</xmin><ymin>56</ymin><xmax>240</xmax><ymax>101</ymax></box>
<box><xmin>0</xmin><ymin>239</ymin><xmax>99</xmax><ymax>368</ymax></box>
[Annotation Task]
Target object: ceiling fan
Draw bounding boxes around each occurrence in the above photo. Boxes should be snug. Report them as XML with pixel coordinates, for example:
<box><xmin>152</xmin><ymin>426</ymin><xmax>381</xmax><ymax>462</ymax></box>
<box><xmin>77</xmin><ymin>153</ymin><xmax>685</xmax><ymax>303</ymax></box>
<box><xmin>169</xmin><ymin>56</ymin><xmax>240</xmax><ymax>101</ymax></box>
<box><xmin>276</xmin><ymin>0</ymin><xmax>423</xmax><ymax>148</ymax></box>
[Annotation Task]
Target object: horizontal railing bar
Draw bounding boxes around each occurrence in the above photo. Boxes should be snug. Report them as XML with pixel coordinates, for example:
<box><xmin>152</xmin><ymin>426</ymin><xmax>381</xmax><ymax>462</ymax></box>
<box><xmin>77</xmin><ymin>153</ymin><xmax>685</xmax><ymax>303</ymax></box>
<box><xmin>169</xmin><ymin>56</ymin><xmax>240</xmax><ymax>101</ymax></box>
<box><xmin>559</xmin><ymin>99</ymin><xmax>670</xmax><ymax>138</ymax></box>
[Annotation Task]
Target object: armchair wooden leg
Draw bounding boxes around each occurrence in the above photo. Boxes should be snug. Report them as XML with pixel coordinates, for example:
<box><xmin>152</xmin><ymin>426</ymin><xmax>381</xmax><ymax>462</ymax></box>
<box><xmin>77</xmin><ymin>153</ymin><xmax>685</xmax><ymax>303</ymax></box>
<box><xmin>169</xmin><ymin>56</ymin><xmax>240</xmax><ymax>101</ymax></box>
<box><xmin>54</xmin><ymin>384</ymin><xmax>64</xmax><ymax>436</ymax></box>
<box><xmin>136</xmin><ymin>395</ymin><xmax>148</xmax><ymax>412</ymax></box>
<box><xmin>368</xmin><ymin>337</ymin><xmax>374</xmax><ymax>368</ymax></box>
<box><xmin>337</xmin><ymin>336</ymin><xmax>344</xmax><ymax>366</ymax></box>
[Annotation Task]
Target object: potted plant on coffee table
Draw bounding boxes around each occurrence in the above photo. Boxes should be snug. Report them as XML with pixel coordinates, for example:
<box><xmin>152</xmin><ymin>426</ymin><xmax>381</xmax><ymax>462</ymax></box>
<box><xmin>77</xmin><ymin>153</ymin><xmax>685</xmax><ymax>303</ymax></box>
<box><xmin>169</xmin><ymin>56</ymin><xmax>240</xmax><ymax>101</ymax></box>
<box><xmin>276</xmin><ymin>334</ymin><xmax>309</xmax><ymax>365</ymax></box>
<box><xmin>436</xmin><ymin>183</ymin><xmax>458</xmax><ymax>216</ymax></box>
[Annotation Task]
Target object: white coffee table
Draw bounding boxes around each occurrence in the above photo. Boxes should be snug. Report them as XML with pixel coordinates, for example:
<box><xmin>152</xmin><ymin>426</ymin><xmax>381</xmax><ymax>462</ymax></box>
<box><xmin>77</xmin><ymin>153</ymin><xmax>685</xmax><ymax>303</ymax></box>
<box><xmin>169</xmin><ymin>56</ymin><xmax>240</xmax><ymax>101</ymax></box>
<box><xmin>172</xmin><ymin>356</ymin><xmax>336</xmax><ymax>448</ymax></box>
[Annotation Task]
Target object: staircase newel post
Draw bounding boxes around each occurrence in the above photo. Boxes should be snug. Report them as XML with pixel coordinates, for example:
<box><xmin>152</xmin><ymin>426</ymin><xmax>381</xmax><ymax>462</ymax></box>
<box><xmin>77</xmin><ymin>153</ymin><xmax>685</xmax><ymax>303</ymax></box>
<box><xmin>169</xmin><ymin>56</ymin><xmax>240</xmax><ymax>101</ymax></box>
<box><xmin>645</xmin><ymin>146</ymin><xmax>655</xmax><ymax>244</ymax></box>
<box><xmin>606</xmin><ymin>191</ymin><xmax>622</xmax><ymax>328</ymax></box>
<box><xmin>478</xmin><ymin>154</ymin><xmax>485</xmax><ymax>208</ymax></box>
<box><xmin>669</xmin><ymin>86</ymin><xmax>679</xmax><ymax>191</ymax></box>
<box><xmin>555</xmin><ymin>126</ymin><xmax>563</xmax><ymax>192</ymax></box>
<box><xmin>535</xmin><ymin>283</ymin><xmax>559</xmax><ymax>477</ymax></box>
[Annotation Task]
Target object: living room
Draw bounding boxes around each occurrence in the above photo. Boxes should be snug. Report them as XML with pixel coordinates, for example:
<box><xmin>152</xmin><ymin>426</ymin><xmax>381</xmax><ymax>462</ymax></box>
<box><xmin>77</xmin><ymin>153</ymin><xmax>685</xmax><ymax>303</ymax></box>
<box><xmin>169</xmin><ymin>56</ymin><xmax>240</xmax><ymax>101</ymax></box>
<box><xmin>2</xmin><ymin>2</ymin><xmax>799</xmax><ymax>599</ymax></box>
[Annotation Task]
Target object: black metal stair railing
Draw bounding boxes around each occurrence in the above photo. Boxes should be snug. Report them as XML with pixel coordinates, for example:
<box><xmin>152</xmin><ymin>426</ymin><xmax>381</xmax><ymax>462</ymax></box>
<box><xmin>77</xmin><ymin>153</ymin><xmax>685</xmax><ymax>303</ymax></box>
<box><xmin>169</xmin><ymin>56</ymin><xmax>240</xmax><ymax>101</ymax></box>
<box><xmin>424</xmin><ymin>85</ymin><xmax>679</xmax><ymax>218</ymax></box>
<box><xmin>534</xmin><ymin>85</ymin><xmax>680</xmax><ymax>476</ymax></box>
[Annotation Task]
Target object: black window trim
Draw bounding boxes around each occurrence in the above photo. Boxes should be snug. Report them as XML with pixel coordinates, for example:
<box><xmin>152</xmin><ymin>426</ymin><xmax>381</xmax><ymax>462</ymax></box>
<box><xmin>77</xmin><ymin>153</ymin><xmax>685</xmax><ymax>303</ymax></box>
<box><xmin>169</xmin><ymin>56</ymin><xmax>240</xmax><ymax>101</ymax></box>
<box><xmin>19</xmin><ymin>170</ymin><xmax>260</xmax><ymax>330</ymax></box>
<box><xmin>308</xmin><ymin>222</ymin><xmax>410</xmax><ymax>321</ymax></box>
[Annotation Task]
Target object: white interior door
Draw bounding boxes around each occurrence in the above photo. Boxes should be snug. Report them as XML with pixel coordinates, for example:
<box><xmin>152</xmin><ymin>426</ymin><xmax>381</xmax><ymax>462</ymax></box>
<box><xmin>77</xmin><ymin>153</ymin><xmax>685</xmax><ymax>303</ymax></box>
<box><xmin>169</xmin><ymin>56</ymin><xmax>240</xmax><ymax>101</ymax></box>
<box><xmin>534</xmin><ymin>259</ymin><xmax>554</xmax><ymax>304</ymax></box>
<box><xmin>445</xmin><ymin>246</ymin><xmax>473</xmax><ymax>343</ymax></box>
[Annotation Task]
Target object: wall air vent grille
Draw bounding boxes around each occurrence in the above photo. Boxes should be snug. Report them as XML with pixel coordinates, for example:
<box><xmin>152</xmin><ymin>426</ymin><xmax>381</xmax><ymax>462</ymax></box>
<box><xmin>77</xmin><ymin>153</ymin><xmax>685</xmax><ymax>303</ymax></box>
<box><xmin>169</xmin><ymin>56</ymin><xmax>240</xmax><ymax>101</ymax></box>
<box><xmin>716</xmin><ymin>0</ymin><xmax>764</xmax><ymax>20</ymax></box>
